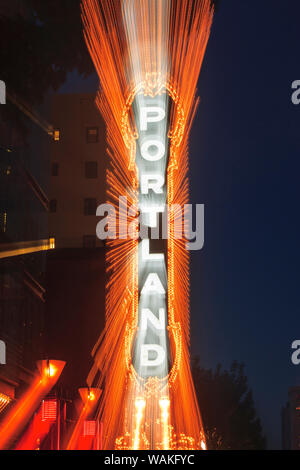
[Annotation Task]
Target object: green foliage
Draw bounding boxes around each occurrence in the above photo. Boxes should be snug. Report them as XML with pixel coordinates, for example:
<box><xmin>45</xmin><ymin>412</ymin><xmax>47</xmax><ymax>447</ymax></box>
<box><xmin>192</xmin><ymin>358</ymin><xmax>267</xmax><ymax>450</ymax></box>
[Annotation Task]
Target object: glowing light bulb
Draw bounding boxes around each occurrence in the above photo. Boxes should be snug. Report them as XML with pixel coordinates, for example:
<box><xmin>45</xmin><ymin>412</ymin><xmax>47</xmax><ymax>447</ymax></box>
<box><xmin>159</xmin><ymin>398</ymin><xmax>170</xmax><ymax>450</ymax></box>
<box><xmin>45</xmin><ymin>364</ymin><xmax>56</xmax><ymax>378</ymax></box>
<box><xmin>133</xmin><ymin>398</ymin><xmax>146</xmax><ymax>450</ymax></box>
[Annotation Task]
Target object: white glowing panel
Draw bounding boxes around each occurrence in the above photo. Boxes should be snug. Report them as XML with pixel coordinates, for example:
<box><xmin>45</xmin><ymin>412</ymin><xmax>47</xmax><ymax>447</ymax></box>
<box><xmin>133</xmin><ymin>94</ymin><xmax>170</xmax><ymax>379</ymax></box>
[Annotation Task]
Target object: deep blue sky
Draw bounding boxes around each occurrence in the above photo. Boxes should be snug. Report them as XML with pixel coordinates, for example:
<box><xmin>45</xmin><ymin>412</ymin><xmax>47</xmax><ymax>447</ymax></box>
<box><xmin>190</xmin><ymin>0</ymin><xmax>300</xmax><ymax>449</ymax></box>
<box><xmin>60</xmin><ymin>0</ymin><xmax>300</xmax><ymax>449</ymax></box>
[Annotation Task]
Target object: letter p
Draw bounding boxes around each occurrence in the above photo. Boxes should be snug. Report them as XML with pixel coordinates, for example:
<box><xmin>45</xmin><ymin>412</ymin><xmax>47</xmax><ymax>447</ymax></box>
<box><xmin>140</xmin><ymin>106</ymin><xmax>165</xmax><ymax>131</ymax></box>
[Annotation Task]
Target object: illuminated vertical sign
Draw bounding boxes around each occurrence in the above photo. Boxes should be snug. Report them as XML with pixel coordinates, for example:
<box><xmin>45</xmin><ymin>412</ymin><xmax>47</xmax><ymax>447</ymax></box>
<box><xmin>133</xmin><ymin>94</ymin><xmax>170</xmax><ymax>380</ymax></box>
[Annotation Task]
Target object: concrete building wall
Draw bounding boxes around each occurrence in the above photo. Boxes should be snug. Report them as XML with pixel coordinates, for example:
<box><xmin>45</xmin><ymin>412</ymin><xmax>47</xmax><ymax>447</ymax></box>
<box><xmin>49</xmin><ymin>93</ymin><xmax>107</xmax><ymax>249</ymax></box>
<box><xmin>45</xmin><ymin>249</ymin><xmax>106</xmax><ymax>390</ymax></box>
<box><xmin>45</xmin><ymin>93</ymin><xmax>107</xmax><ymax>390</ymax></box>
<box><xmin>0</xmin><ymin>0</ymin><xmax>30</xmax><ymax>18</ymax></box>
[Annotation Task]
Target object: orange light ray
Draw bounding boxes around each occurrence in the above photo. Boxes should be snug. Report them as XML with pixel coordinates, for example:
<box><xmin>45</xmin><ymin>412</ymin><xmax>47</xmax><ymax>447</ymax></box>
<box><xmin>81</xmin><ymin>0</ymin><xmax>214</xmax><ymax>450</ymax></box>
<box><xmin>66</xmin><ymin>388</ymin><xmax>101</xmax><ymax>450</ymax></box>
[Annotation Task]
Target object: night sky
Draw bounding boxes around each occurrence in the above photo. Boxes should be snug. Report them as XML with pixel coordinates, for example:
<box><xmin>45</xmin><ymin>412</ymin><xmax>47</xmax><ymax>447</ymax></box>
<box><xmin>59</xmin><ymin>0</ymin><xmax>300</xmax><ymax>449</ymax></box>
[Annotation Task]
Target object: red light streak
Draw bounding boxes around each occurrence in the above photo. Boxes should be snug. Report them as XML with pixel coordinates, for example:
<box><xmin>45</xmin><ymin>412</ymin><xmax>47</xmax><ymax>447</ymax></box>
<box><xmin>15</xmin><ymin>406</ymin><xmax>53</xmax><ymax>450</ymax></box>
<box><xmin>0</xmin><ymin>360</ymin><xmax>65</xmax><ymax>450</ymax></box>
<box><xmin>66</xmin><ymin>388</ymin><xmax>101</xmax><ymax>450</ymax></box>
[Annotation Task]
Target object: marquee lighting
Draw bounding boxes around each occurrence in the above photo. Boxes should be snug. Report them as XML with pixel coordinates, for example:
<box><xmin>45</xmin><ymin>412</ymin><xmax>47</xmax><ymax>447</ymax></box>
<box><xmin>0</xmin><ymin>393</ymin><xmax>11</xmax><ymax>414</ymax></box>
<box><xmin>82</xmin><ymin>0</ymin><xmax>214</xmax><ymax>450</ymax></box>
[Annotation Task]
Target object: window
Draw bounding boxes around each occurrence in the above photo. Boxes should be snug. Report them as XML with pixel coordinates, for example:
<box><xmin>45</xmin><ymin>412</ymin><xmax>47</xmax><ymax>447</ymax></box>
<box><xmin>49</xmin><ymin>238</ymin><xmax>55</xmax><ymax>250</ymax></box>
<box><xmin>83</xmin><ymin>420</ymin><xmax>97</xmax><ymax>436</ymax></box>
<box><xmin>83</xmin><ymin>235</ymin><xmax>96</xmax><ymax>248</ymax></box>
<box><xmin>52</xmin><ymin>163</ymin><xmax>59</xmax><ymax>177</ymax></box>
<box><xmin>86</xmin><ymin>127</ymin><xmax>99</xmax><ymax>144</ymax></box>
<box><xmin>53</xmin><ymin>129</ymin><xmax>60</xmax><ymax>142</ymax></box>
<box><xmin>49</xmin><ymin>199</ymin><xmax>57</xmax><ymax>213</ymax></box>
<box><xmin>0</xmin><ymin>211</ymin><xmax>7</xmax><ymax>233</ymax></box>
<box><xmin>42</xmin><ymin>400</ymin><xmax>57</xmax><ymax>422</ymax></box>
<box><xmin>85</xmin><ymin>161</ymin><xmax>98</xmax><ymax>179</ymax></box>
<box><xmin>84</xmin><ymin>198</ymin><xmax>97</xmax><ymax>216</ymax></box>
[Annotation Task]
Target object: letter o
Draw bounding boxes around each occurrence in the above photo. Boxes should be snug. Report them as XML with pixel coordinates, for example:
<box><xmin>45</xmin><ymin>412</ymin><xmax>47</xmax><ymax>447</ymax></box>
<box><xmin>141</xmin><ymin>139</ymin><xmax>165</xmax><ymax>161</ymax></box>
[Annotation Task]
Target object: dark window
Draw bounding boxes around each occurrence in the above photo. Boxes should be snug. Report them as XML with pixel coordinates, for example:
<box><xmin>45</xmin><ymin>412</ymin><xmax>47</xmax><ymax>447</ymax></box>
<box><xmin>49</xmin><ymin>199</ymin><xmax>57</xmax><ymax>213</ymax></box>
<box><xmin>85</xmin><ymin>161</ymin><xmax>98</xmax><ymax>179</ymax></box>
<box><xmin>52</xmin><ymin>163</ymin><xmax>59</xmax><ymax>177</ymax></box>
<box><xmin>86</xmin><ymin>127</ymin><xmax>99</xmax><ymax>143</ymax></box>
<box><xmin>83</xmin><ymin>235</ymin><xmax>96</xmax><ymax>248</ymax></box>
<box><xmin>84</xmin><ymin>198</ymin><xmax>97</xmax><ymax>216</ymax></box>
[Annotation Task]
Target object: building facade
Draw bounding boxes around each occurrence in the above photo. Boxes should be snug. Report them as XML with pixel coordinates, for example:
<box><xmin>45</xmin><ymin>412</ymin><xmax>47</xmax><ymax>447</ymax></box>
<box><xmin>45</xmin><ymin>93</ymin><xmax>107</xmax><ymax>390</ymax></box>
<box><xmin>48</xmin><ymin>93</ymin><xmax>106</xmax><ymax>249</ymax></box>
<box><xmin>282</xmin><ymin>386</ymin><xmax>300</xmax><ymax>450</ymax></box>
